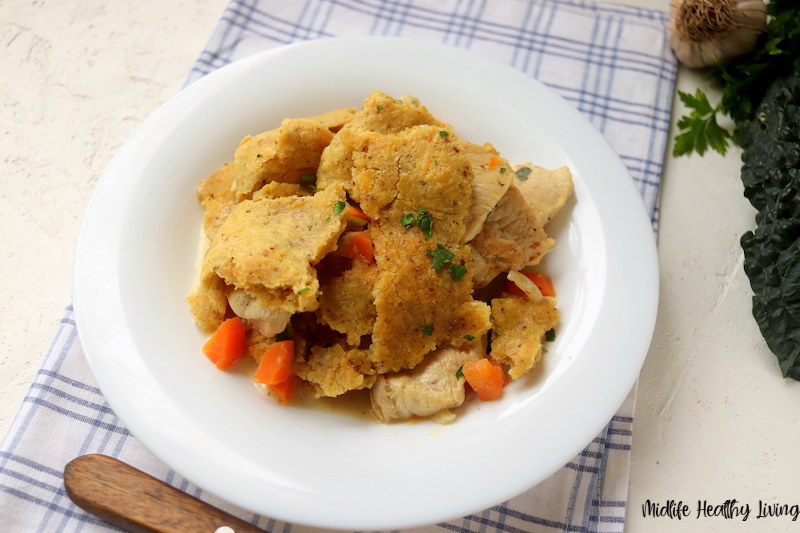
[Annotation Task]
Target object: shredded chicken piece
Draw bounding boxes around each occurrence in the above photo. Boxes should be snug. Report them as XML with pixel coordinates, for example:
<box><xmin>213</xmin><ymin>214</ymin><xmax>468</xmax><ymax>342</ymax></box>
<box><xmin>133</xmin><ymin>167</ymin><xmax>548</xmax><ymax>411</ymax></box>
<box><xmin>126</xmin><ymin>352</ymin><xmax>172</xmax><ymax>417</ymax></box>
<box><xmin>469</xmin><ymin>184</ymin><xmax>554</xmax><ymax>286</ymax></box>
<box><xmin>514</xmin><ymin>164</ymin><xmax>574</xmax><ymax>229</ymax></box>
<box><xmin>370</xmin><ymin>337</ymin><xmax>486</xmax><ymax>423</ymax></box>
<box><xmin>459</xmin><ymin>141</ymin><xmax>514</xmax><ymax>242</ymax></box>
<box><xmin>227</xmin><ymin>288</ymin><xmax>291</xmax><ymax>338</ymax></box>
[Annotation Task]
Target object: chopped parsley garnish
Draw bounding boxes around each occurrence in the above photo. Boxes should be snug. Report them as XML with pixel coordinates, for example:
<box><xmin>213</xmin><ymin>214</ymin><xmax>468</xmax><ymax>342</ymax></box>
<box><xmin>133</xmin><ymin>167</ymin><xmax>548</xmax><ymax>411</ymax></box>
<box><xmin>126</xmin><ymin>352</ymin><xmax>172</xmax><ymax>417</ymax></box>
<box><xmin>463</xmin><ymin>335</ymin><xmax>476</xmax><ymax>341</ymax></box>
<box><xmin>426</xmin><ymin>244</ymin><xmax>455</xmax><ymax>273</ymax></box>
<box><xmin>438</xmin><ymin>130</ymin><xmax>448</xmax><ymax>137</ymax></box>
<box><xmin>499</xmin><ymin>167</ymin><xmax>506</xmax><ymax>173</ymax></box>
<box><xmin>545</xmin><ymin>328</ymin><xmax>556</xmax><ymax>342</ymax></box>
<box><xmin>376</xmin><ymin>104</ymin><xmax>383</xmax><ymax>110</ymax></box>
<box><xmin>400</xmin><ymin>209</ymin><xmax>433</xmax><ymax>240</ymax></box>
<box><xmin>416</xmin><ymin>211</ymin><xmax>433</xmax><ymax>240</ymax></box>
<box><xmin>301</xmin><ymin>174</ymin><xmax>318</xmax><ymax>192</ymax></box>
<box><xmin>421</xmin><ymin>324</ymin><xmax>434</xmax><ymax>336</ymax></box>
<box><xmin>256</xmin><ymin>154</ymin><xmax>263</xmax><ymax>158</ymax></box>
<box><xmin>455</xmin><ymin>366</ymin><xmax>464</xmax><ymax>380</ymax></box>
<box><xmin>332</xmin><ymin>201</ymin><xmax>346</xmax><ymax>215</ymax></box>
<box><xmin>515</xmin><ymin>166</ymin><xmax>532</xmax><ymax>181</ymax></box>
<box><xmin>448</xmin><ymin>263</ymin><xmax>467</xmax><ymax>281</ymax></box>
<box><xmin>297</xmin><ymin>287</ymin><xmax>311</xmax><ymax>294</ymax></box>
<box><xmin>426</xmin><ymin>244</ymin><xmax>468</xmax><ymax>280</ymax></box>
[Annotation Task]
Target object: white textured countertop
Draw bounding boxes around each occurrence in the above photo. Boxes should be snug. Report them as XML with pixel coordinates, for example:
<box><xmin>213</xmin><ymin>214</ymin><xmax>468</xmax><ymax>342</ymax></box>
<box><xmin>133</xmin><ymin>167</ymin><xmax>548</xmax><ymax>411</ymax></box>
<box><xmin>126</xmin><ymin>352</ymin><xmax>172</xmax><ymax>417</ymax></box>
<box><xmin>3</xmin><ymin>0</ymin><xmax>799</xmax><ymax>531</ymax></box>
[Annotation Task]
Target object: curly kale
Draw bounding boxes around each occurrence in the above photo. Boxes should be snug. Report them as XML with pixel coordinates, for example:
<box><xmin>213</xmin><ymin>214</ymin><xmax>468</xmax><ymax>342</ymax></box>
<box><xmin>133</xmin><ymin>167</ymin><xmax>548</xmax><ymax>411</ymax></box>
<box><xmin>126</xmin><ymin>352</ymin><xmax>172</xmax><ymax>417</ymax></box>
<box><xmin>739</xmin><ymin>73</ymin><xmax>800</xmax><ymax>379</ymax></box>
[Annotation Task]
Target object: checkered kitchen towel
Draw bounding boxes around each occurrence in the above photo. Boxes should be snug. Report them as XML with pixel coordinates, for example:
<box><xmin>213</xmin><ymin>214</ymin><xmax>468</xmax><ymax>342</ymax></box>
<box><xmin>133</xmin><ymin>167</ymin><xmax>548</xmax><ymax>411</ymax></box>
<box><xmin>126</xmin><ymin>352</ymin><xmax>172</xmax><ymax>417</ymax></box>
<box><xmin>0</xmin><ymin>0</ymin><xmax>675</xmax><ymax>531</ymax></box>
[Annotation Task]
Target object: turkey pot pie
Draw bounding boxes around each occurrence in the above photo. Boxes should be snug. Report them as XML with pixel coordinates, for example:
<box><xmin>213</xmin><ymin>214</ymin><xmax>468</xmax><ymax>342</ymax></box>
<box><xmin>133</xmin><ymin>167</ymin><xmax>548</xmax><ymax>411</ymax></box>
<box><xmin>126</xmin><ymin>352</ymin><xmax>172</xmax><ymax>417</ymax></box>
<box><xmin>188</xmin><ymin>91</ymin><xmax>573</xmax><ymax>424</ymax></box>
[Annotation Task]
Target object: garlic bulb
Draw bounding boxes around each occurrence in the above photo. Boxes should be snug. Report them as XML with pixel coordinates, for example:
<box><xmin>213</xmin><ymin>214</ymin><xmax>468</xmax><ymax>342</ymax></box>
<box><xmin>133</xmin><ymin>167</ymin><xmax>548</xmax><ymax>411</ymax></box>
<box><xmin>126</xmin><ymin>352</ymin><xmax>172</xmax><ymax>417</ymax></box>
<box><xmin>668</xmin><ymin>0</ymin><xmax>767</xmax><ymax>69</ymax></box>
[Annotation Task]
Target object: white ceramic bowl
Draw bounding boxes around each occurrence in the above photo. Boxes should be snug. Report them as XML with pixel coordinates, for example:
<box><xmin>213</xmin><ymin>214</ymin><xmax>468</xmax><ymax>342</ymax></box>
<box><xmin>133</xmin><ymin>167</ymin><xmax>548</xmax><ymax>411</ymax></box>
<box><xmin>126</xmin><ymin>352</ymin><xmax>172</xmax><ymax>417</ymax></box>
<box><xmin>73</xmin><ymin>36</ymin><xmax>658</xmax><ymax>530</ymax></box>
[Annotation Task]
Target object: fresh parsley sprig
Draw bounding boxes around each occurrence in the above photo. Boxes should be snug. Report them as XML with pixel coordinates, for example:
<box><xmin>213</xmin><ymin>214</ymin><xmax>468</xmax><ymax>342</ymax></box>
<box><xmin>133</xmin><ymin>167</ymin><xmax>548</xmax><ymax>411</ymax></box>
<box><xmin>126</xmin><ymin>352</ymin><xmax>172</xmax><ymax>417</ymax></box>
<box><xmin>426</xmin><ymin>243</ymin><xmax>468</xmax><ymax>281</ymax></box>
<box><xmin>673</xmin><ymin>90</ymin><xmax>732</xmax><ymax>156</ymax></box>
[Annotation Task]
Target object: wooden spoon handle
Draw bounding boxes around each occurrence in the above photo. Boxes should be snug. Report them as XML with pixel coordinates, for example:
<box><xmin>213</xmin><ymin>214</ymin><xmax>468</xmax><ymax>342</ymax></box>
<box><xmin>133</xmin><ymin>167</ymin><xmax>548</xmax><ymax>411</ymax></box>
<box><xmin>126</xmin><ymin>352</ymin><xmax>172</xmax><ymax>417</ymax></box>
<box><xmin>64</xmin><ymin>454</ymin><xmax>265</xmax><ymax>533</ymax></box>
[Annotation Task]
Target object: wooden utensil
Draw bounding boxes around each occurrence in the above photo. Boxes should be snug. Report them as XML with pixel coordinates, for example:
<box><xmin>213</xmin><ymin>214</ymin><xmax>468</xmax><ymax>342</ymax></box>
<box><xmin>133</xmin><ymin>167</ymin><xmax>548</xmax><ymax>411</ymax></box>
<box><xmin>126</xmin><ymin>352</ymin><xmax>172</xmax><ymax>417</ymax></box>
<box><xmin>64</xmin><ymin>454</ymin><xmax>266</xmax><ymax>533</ymax></box>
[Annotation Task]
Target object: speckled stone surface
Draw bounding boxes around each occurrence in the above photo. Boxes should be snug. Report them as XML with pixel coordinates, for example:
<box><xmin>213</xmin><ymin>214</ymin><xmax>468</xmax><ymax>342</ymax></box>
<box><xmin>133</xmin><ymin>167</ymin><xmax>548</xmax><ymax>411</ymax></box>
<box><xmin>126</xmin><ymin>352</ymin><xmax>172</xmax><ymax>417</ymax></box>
<box><xmin>1</xmin><ymin>0</ymin><xmax>228</xmax><ymax>433</ymax></box>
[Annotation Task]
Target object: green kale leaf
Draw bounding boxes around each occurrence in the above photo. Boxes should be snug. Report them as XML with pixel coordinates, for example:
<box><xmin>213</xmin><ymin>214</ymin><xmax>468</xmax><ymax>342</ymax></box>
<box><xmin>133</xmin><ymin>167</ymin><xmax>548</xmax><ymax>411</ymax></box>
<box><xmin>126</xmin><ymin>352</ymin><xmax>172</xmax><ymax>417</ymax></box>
<box><xmin>739</xmin><ymin>73</ymin><xmax>800</xmax><ymax>379</ymax></box>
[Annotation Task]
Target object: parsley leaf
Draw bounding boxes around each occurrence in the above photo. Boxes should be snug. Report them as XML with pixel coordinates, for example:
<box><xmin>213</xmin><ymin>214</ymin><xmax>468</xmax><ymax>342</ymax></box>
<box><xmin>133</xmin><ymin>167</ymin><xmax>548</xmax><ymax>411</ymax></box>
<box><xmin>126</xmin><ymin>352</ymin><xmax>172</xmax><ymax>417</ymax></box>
<box><xmin>426</xmin><ymin>244</ymin><xmax>454</xmax><ymax>273</ymax></box>
<box><xmin>416</xmin><ymin>211</ymin><xmax>433</xmax><ymax>240</ymax></box>
<box><xmin>545</xmin><ymin>328</ymin><xmax>556</xmax><ymax>342</ymax></box>
<box><xmin>301</xmin><ymin>174</ymin><xmax>318</xmax><ymax>192</ymax></box>
<box><xmin>448</xmin><ymin>263</ymin><xmax>467</xmax><ymax>281</ymax></box>
<box><xmin>673</xmin><ymin>89</ymin><xmax>732</xmax><ymax>157</ymax></box>
<box><xmin>400</xmin><ymin>213</ymin><xmax>415</xmax><ymax>228</ymax></box>
<box><xmin>455</xmin><ymin>365</ymin><xmax>464</xmax><ymax>380</ymax></box>
<box><xmin>400</xmin><ymin>209</ymin><xmax>433</xmax><ymax>240</ymax></box>
<box><xmin>515</xmin><ymin>166</ymin><xmax>532</xmax><ymax>181</ymax></box>
<box><xmin>421</xmin><ymin>324</ymin><xmax>434</xmax><ymax>335</ymax></box>
<box><xmin>332</xmin><ymin>201</ymin><xmax>346</xmax><ymax>215</ymax></box>
<box><xmin>426</xmin><ymin>244</ymin><xmax>468</xmax><ymax>280</ymax></box>
<box><xmin>463</xmin><ymin>335</ymin><xmax>476</xmax><ymax>341</ymax></box>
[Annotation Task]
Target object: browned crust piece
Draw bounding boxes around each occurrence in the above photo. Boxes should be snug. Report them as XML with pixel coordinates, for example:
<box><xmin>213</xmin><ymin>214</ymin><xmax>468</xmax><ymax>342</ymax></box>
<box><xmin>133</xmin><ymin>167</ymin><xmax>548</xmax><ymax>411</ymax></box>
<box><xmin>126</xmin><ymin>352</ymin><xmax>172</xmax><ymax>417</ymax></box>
<box><xmin>490</xmin><ymin>294</ymin><xmax>559</xmax><ymax>379</ymax></box>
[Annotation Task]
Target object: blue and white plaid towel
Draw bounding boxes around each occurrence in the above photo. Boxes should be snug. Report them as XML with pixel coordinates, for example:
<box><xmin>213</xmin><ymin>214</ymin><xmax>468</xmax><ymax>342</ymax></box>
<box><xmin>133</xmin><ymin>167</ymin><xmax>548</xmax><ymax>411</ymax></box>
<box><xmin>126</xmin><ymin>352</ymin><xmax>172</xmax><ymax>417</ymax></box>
<box><xmin>0</xmin><ymin>0</ymin><xmax>675</xmax><ymax>531</ymax></box>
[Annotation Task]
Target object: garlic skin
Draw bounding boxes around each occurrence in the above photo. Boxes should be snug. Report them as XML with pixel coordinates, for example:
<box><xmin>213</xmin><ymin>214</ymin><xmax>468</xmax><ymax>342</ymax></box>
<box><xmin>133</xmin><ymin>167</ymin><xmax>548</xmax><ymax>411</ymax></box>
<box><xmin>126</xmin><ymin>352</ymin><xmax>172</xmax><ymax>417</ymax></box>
<box><xmin>668</xmin><ymin>0</ymin><xmax>767</xmax><ymax>69</ymax></box>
